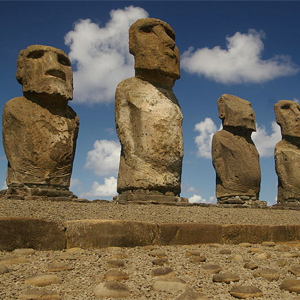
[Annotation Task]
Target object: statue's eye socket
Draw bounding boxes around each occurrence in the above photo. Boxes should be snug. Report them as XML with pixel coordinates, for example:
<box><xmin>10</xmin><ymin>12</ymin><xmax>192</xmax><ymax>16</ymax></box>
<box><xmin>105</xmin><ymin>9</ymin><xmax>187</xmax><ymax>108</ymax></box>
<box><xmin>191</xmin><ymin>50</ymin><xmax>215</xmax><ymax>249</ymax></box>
<box><xmin>281</xmin><ymin>104</ymin><xmax>290</xmax><ymax>109</ymax></box>
<box><xmin>140</xmin><ymin>26</ymin><xmax>153</xmax><ymax>33</ymax></box>
<box><xmin>27</xmin><ymin>50</ymin><xmax>44</xmax><ymax>59</ymax></box>
<box><xmin>165</xmin><ymin>29</ymin><xmax>175</xmax><ymax>40</ymax></box>
<box><xmin>57</xmin><ymin>54</ymin><xmax>71</xmax><ymax>66</ymax></box>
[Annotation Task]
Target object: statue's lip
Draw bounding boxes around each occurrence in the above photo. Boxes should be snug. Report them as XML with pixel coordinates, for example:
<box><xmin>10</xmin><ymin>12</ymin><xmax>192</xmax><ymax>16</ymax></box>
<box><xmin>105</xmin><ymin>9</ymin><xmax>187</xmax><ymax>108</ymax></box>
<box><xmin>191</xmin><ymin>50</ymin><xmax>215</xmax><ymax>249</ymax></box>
<box><xmin>45</xmin><ymin>69</ymin><xmax>66</xmax><ymax>81</ymax></box>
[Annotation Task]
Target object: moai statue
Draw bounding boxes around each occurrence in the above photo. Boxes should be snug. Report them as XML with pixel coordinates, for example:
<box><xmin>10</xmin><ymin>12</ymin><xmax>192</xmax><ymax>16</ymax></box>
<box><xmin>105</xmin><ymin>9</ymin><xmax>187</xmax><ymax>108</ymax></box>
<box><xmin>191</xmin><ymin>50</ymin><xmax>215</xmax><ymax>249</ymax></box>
<box><xmin>115</xmin><ymin>18</ymin><xmax>186</xmax><ymax>203</ymax></box>
<box><xmin>274</xmin><ymin>100</ymin><xmax>300</xmax><ymax>205</ymax></box>
<box><xmin>2</xmin><ymin>45</ymin><xmax>79</xmax><ymax>200</ymax></box>
<box><xmin>212</xmin><ymin>94</ymin><xmax>262</xmax><ymax>205</ymax></box>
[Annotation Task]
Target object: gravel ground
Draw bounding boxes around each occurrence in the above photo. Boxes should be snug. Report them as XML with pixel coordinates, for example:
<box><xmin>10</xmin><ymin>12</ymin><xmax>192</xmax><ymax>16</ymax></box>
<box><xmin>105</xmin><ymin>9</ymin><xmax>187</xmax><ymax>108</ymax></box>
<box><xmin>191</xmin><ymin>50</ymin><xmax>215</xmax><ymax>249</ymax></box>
<box><xmin>2</xmin><ymin>198</ymin><xmax>300</xmax><ymax>299</ymax></box>
<box><xmin>2</xmin><ymin>243</ymin><xmax>300</xmax><ymax>299</ymax></box>
<box><xmin>1</xmin><ymin>198</ymin><xmax>300</xmax><ymax>225</ymax></box>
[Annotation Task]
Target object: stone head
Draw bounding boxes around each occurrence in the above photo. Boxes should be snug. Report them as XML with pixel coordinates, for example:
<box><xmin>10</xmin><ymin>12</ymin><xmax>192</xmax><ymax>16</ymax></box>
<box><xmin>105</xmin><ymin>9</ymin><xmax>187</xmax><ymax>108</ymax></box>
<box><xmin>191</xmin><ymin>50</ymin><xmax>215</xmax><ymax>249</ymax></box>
<box><xmin>218</xmin><ymin>94</ymin><xmax>256</xmax><ymax>132</ymax></box>
<box><xmin>16</xmin><ymin>45</ymin><xmax>73</xmax><ymax>101</ymax></box>
<box><xmin>274</xmin><ymin>100</ymin><xmax>300</xmax><ymax>137</ymax></box>
<box><xmin>129</xmin><ymin>18</ymin><xmax>180</xmax><ymax>80</ymax></box>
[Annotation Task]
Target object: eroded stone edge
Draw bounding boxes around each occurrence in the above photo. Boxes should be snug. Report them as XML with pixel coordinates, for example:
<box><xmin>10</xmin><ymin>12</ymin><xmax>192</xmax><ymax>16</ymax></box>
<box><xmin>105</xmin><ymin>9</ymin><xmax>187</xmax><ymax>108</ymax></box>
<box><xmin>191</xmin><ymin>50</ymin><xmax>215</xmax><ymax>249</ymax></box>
<box><xmin>1</xmin><ymin>217</ymin><xmax>300</xmax><ymax>250</ymax></box>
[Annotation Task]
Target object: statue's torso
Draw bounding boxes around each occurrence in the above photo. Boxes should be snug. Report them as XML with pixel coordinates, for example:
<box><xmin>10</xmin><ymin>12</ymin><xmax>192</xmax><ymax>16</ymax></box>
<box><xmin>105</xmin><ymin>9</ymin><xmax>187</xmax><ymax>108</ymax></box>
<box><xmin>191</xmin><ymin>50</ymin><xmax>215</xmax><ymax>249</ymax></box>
<box><xmin>275</xmin><ymin>140</ymin><xmax>300</xmax><ymax>201</ymax></box>
<box><xmin>212</xmin><ymin>130</ymin><xmax>261</xmax><ymax>197</ymax></box>
<box><xmin>3</xmin><ymin>96</ymin><xmax>79</xmax><ymax>187</ymax></box>
<box><xmin>115</xmin><ymin>77</ymin><xmax>183</xmax><ymax>193</ymax></box>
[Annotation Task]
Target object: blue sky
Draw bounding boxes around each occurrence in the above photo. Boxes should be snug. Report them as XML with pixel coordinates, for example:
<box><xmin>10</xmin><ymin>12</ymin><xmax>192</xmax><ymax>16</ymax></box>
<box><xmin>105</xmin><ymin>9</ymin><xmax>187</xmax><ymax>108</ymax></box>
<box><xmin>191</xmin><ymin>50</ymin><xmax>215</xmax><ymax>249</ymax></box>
<box><xmin>1</xmin><ymin>1</ymin><xmax>300</xmax><ymax>205</ymax></box>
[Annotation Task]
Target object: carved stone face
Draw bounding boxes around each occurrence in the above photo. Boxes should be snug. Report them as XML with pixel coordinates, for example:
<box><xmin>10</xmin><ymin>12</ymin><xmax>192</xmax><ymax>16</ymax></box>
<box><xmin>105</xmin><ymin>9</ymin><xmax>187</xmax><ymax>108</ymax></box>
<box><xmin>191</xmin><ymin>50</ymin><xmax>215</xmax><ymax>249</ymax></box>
<box><xmin>16</xmin><ymin>45</ymin><xmax>73</xmax><ymax>100</ymax></box>
<box><xmin>129</xmin><ymin>18</ymin><xmax>180</xmax><ymax>79</ymax></box>
<box><xmin>274</xmin><ymin>100</ymin><xmax>300</xmax><ymax>137</ymax></box>
<box><xmin>218</xmin><ymin>94</ymin><xmax>256</xmax><ymax>132</ymax></box>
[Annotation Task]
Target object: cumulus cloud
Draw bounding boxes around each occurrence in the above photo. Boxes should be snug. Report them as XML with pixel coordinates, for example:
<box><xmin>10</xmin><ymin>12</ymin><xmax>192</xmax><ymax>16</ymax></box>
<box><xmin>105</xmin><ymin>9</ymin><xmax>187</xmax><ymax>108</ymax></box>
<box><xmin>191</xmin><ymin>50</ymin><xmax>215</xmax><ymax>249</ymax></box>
<box><xmin>188</xmin><ymin>194</ymin><xmax>216</xmax><ymax>204</ymax></box>
<box><xmin>252</xmin><ymin>122</ymin><xmax>281</xmax><ymax>157</ymax></box>
<box><xmin>194</xmin><ymin>118</ymin><xmax>281</xmax><ymax>159</ymax></box>
<box><xmin>181</xmin><ymin>29</ymin><xmax>299</xmax><ymax>84</ymax></box>
<box><xmin>65</xmin><ymin>6</ymin><xmax>148</xmax><ymax>104</ymax></box>
<box><xmin>194</xmin><ymin>118</ymin><xmax>219</xmax><ymax>158</ymax></box>
<box><xmin>81</xmin><ymin>176</ymin><xmax>117</xmax><ymax>199</ymax></box>
<box><xmin>85</xmin><ymin>140</ymin><xmax>121</xmax><ymax>176</ymax></box>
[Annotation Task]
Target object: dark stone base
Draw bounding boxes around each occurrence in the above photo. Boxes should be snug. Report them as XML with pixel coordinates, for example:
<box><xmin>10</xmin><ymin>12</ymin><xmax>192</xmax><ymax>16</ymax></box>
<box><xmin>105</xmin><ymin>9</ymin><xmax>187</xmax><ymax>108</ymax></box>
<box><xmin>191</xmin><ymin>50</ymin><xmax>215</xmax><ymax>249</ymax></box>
<box><xmin>273</xmin><ymin>200</ymin><xmax>300</xmax><ymax>209</ymax></box>
<box><xmin>1</xmin><ymin>184</ymin><xmax>78</xmax><ymax>201</ymax></box>
<box><xmin>114</xmin><ymin>190</ymin><xmax>188</xmax><ymax>204</ymax></box>
<box><xmin>217</xmin><ymin>196</ymin><xmax>267</xmax><ymax>208</ymax></box>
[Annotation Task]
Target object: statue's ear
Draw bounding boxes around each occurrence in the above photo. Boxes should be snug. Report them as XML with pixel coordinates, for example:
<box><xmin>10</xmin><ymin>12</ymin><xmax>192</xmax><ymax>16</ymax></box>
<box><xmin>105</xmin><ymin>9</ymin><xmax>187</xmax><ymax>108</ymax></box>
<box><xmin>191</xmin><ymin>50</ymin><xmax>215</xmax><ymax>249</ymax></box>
<box><xmin>217</xmin><ymin>96</ymin><xmax>225</xmax><ymax>120</ymax></box>
<box><xmin>16</xmin><ymin>49</ymin><xmax>25</xmax><ymax>85</ymax></box>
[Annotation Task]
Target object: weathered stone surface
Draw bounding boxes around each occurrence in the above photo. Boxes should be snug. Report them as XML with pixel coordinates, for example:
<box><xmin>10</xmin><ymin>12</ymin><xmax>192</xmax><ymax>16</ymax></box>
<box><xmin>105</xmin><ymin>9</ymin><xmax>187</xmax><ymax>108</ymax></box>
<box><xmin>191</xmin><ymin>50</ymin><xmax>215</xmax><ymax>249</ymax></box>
<box><xmin>106</xmin><ymin>259</ymin><xmax>125</xmax><ymax>268</ymax></box>
<box><xmin>243</xmin><ymin>262</ymin><xmax>258</xmax><ymax>270</ymax></box>
<box><xmin>152</xmin><ymin>258</ymin><xmax>168</xmax><ymax>266</ymax></box>
<box><xmin>158</xmin><ymin>223</ymin><xmax>222</xmax><ymax>245</ymax></box>
<box><xmin>202</xmin><ymin>264</ymin><xmax>222</xmax><ymax>274</ymax></box>
<box><xmin>104</xmin><ymin>270</ymin><xmax>129</xmax><ymax>281</ymax></box>
<box><xmin>222</xmin><ymin>224</ymin><xmax>270</xmax><ymax>244</ymax></box>
<box><xmin>0</xmin><ymin>217</ymin><xmax>65</xmax><ymax>251</ymax></box>
<box><xmin>212</xmin><ymin>94</ymin><xmax>261</xmax><ymax>202</ymax></box>
<box><xmin>270</xmin><ymin>225</ymin><xmax>300</xmax><ymax>242</ymax></box>
<box><xmin>0</xmin><ymin>256</ymin><xmax>28</xmax><ymax>265</ymax></box>
<box><xmin>2</xmin><ymin>44</ymin><xmax>79</xmax><ymax>200</ymax></box>
<box><xmin>256</xmin><ymin>252</ymin><xmax>271</xmax><ymax>260</ymax></box>
<box><xmin>288</xmin><ymin>265</ymin><xmax>300</xmax><ymax>276</ymax></box>
<box><xmin>274</xmin><ymin>100</ymin><xmax>300</xmax><ymax>204</ymax></box>
<box><xmin>230</xmin><ymin>286</ymin><xmax>263</xmax><ymax>298</ymax></box>
<box><xmin>12</xmin><ymin>248</ymin><xmax>36</xmax><ymax>256</ymax></box>
<box><xmin>93</xmin><ymin>282</ymin><xmax>130</xmax><ymax>298</ymax></box>
<box><xmin>213</xmin><ymin>272</ymin><xmax>240</xmax><ymax>283</ymax></box>
<box><xmin>152</xmin><ymin>277</ymin><xmax>187</xmax><ymax>292</ymax></box>
<box><xmin>175</xmin><ymin>289</ymin><xmax>208</xmax><ymax>300</ymax></box>
<box><xmin>25</xmin><ymin>274</ymin><xmax>61</xmax><ymax>286</ymax></box>
<box><xmin>0</xmin><ymin>265</ymin><xmax>9</xmax><ymax>274</ymax></box>
<box><xmin>19</xmin><ymin>289</ymin><xmax>61</xmax><ymax>299</ymax></box>
<box><xmin>151</xmin><ymin>267</ymin><xmax>175</xmax><ymax>277</ymax></box>
<box><xmin>253</xmin><ymin>268</ymin><xmax>280</xmax><ymax>281</ymax></box>
<box><xmin>65</xmin><ymin>219</ymin><xmax>158</xmax><ymax>248</ymax></box>
<box><xmin>47</xmin><ymin>262</ymin><xmax>73</xmax><ymax>272</ymax></box>
<box><xmin>115</xmin><ymin>18</ymin><xmax>184</xmax><ymax>203</ymax></box>
<box><xmin>280</xmin><ymin>279</ymin><xmax>300</xmax><ymax>293</ymax></box>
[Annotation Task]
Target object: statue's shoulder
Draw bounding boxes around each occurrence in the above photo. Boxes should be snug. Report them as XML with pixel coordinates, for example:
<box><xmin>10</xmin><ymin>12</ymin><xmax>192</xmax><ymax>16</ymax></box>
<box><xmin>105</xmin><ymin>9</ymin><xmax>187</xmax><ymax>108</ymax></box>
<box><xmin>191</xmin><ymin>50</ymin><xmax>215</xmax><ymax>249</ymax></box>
<box><xmin>213</xmin><ymin>129</ymin><xmax>231</xmax><ymax>141</ymax></box>
<box><xmin>4</xmin><ymin>96</ymin><xmax>26</xmax><ymax>113</ymax></box>
<box><xmin>116</xmin><ymin>77</ymin><xmax>150</xmax><ymax>92</ymax></box>
<box><xmin>275</xmin><ymin>139</ymin><xmax>295</xmax><ymax>153</ymax></box>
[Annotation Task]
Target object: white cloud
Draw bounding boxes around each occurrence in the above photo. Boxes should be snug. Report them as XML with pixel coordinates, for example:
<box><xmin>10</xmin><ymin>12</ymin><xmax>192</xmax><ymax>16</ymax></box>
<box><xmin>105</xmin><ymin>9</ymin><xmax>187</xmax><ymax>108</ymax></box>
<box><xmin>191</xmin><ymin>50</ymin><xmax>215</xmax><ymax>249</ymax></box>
<box><xmin>81</xmin><ymin>176</ymin><xmax>117</xmax><ymax>199</ymax></box>
<box><xmin>181</xmin><ymin>29</ymin><xmax>299</xmax><ymax>84</ymax></box>
<box><xmin>188</xmin><ymin>194</ymin><xmax>216</xmax><ymax>204</ymax></box>
<box><xmin>194</xmin><ymin>118</ymin><xmax>219</xmax><ymax>158</ymax></box>
<box><xmin>85</xmin><ymin>140</ymin><xmax>121</xmax><ymax>176</ymax></box>
<box><xmin>194</xmin><ymin>118</ymin><xmax>281</xmax><ymax>159</ymax></box>
<box><xmin>252</xmin><ymin>122</ymin><xmax>281</xmax><ymax>157</ymax></box>
<box><xmin>65</xmin><ymin>6</ymin><xmax>148</xmax><ymax>104</ymax></box>
<box><xmin>70</xmin><ymin>178</ymin><xmax>82</xmax><ymax>189</ymax></box>
<box><xmin>293</xmin><ymin>98</ymin><xmax>300</xmax><ymax>104</ymax></box>
<box><xmin>189</xmin><ymin>194</ymin><xmax>205</xmax><ymax>203</ymax></box>
<box><xmin>1</xmin><ymin>181</ymin><xmax>7</xmax><ymax>190</ymax></box>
